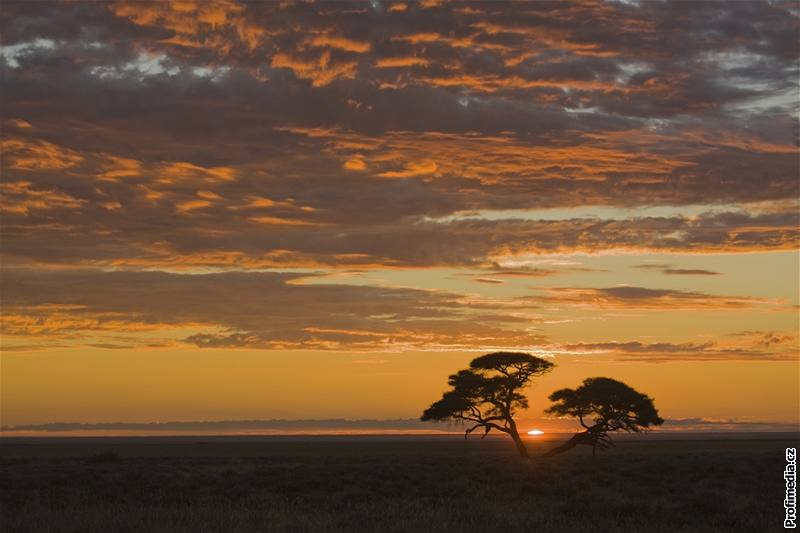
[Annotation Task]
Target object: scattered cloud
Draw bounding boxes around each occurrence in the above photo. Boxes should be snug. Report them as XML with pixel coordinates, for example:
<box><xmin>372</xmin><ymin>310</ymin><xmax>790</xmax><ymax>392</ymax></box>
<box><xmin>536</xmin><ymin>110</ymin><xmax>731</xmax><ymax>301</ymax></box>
<box><xmin>0</xmin><ymin>0</ymin><xmax>796</xmax><ymax>370</ymax></box>
<box><xmin>661</xmin><ymin>418</ymin><xmax>800</xmax><ymax>432</ymax></box>
<box><xmin>473</xmin><ymin>277</ymin><xmax>504</xmax><ymax>284</ymax></box>
<box><xmin>634</xmin><ymin>264</ymin><xmax>720</xmax><ymax>276</ymax></box>
<box><xmin>534</xmin><ymin>286</ymin><xmax>774</xmax><ymax>310</ymax></box>
<box><xmin>553</xmin><ymin>334</ymin><xmax>798</xmax><ymax>361</ymax></box>
<box><xmin>0</xmin><ymin>268</ymin><xmax>549</xmax><ymax>352</ymax></box>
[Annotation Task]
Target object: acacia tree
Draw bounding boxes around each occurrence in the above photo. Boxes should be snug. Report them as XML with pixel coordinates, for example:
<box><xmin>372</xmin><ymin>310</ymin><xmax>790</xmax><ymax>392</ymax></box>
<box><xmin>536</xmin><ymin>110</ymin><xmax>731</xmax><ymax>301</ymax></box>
<box><xmin>421</xmin><ymin>352</ymin><xmax>555</xmax><ymax>458</ymax></box>
<box><xmin>543</xmin><ymin>377</ymin><xmax>663</xmax><ymax>457</ymax></box>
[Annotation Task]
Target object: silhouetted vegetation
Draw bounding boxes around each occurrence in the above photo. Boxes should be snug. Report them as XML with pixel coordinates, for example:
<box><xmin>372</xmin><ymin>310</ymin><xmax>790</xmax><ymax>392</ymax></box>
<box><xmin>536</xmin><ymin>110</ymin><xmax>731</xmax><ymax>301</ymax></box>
<box><xmin>544</xmin><ymin>377</ymin><xmax>663</xmax><ymax>457</ymax></box>
<box><xmin>0</xmin><ymin>435</ymin><xmax>793</xmax><ymax>532</ymax></box>
<box><xmin>421</xmin><ymin>352</ymin><xmax>554</xmax><ymax>457</ymax></box>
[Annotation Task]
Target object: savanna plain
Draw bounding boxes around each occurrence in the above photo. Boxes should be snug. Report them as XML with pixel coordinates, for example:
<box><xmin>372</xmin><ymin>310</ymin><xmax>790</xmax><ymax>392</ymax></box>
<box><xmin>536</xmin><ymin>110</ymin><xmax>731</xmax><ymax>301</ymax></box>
<box><xmin>1</xmin><ymin>433</ymin><xmax>796</xmax><ymax>533</ymax></box>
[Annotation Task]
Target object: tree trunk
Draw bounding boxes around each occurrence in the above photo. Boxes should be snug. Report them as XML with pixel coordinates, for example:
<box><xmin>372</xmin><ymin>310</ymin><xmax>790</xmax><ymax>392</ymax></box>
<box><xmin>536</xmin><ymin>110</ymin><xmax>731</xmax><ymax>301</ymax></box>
<box><xmin>507</xmin><ymin>421</ymin><xmax>529</xmax><ymax>458</ymax></box>
<box><xmin>542</xmin><ymin>432</ymin><xmax>583</xmax><ymax>458</ymax></box>
<box><xmin>543</xmin><ymin>422</ymin><xmax>613</xmax><ymax>458</ymax></box>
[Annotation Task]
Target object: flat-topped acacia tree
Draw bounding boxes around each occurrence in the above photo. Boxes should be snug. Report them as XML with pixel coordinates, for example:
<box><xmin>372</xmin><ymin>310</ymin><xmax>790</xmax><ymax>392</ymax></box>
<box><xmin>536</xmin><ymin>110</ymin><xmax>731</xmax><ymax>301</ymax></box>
<box><xmin>421</xmin><ymin>352</ymin><xmax>555</xmax><ymax>458</ymax></box>
<box><xmin>543</xmin><ymin>377</ymin><xmax>663</xmax><ymax>457</ymax></box>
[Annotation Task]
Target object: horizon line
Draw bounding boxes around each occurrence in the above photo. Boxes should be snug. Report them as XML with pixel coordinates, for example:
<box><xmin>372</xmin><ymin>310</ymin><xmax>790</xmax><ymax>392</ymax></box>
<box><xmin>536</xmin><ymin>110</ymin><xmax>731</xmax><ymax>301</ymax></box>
<box><xmin>4</xmin><ymin>417</ymin><xmax>798</xmax><ymax>435</ymax></box>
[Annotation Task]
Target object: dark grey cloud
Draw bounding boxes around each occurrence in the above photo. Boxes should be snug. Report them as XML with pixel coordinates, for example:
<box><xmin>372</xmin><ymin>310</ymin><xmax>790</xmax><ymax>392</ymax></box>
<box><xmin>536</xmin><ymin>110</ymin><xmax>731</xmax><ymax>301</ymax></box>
<box><xmin>562</xmin><ymin>341</ymin><xmax>714</xmax><ymax>353</ymax></box>
<box><xmin>634</xmin><ymin>264</ymin><xmax>720</xmax><ymax>276</ymax></box>
<box><xmin>0</xmin><ymin>1</ymin><xmax>796</xmax><ymax>354</ymax></box>
<box><xmin>555</xmin><ymin>333</ymin><xmax>797</xmax><ymax>361</ymax></box>
<box><xmin>0</xmin><ymin>268</ymin><xmax>548</xmax><ymax>351</ymax></box>
<box><xmin>533</xmin><ymin>285</ymin><xmax>773</xmax><ymax>309</ymax></box>
<box><xmin>664</xmin><ymin>269</ymin><xmax>720</xmax><ymax>276</ymax></box>
<box><xmin>1</xmin><ymin>192</ymin><xmax>797</xmax><ymax>267</ymax></box>
<box><xmin>2</xmin><ymin>266</ymin><xmax>788</xmax><ymax>355</ymax></box>
<box><xmin>1</xmin><ymin>1</ymin><xmax>796</xmax><ymax>213</ymax></box>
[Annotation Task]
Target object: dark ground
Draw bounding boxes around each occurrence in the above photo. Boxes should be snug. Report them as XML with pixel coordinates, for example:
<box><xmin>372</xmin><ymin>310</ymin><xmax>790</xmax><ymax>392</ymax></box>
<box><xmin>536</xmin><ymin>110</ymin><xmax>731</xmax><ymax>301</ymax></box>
<box><xmin>1</xmin><ymin>433</ymin><xmax>797</xmax><ymax>532</ymax></box>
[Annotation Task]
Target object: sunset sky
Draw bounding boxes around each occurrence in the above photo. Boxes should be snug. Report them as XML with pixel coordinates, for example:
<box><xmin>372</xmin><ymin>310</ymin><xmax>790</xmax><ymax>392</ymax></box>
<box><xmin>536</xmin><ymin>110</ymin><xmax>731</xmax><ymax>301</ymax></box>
<box><xmin>1</xmin><ymin>0</ymin><xmax>798</xmax><ymax>433</ymax></box>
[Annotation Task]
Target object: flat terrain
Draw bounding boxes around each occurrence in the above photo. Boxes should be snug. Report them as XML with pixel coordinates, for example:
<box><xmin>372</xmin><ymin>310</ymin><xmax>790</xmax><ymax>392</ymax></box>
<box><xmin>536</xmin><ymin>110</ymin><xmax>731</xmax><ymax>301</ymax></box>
<box><xmin>1</xmin><ymin>433</ymin><xmax>797</xmax><ymax>532</ymax></box>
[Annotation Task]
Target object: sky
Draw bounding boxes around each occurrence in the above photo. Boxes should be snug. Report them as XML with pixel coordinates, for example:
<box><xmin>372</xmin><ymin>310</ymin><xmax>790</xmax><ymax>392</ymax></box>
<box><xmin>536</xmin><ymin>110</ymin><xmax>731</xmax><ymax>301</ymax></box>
<box><xmin>1</xmin><ymin>0</ymin><xmax>798</xmax><ymax>434</ymax></box>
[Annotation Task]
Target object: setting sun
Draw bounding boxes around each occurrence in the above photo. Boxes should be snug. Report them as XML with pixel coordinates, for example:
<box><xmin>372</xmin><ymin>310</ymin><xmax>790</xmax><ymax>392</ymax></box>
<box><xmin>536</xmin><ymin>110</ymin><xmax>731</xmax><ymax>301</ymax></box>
<box><xmin>527</xmin><ymin>430</ymin><xmax>545</xmax><ymax>436</ymax></box>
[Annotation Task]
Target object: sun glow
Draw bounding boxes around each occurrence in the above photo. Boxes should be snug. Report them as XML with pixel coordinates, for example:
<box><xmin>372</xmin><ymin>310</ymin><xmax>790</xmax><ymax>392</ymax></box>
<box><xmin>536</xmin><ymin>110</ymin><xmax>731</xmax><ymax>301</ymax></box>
<box><xmin>527</xmin><ymin>429</ymin><xmax>544</xmax><ymax>436</ymax></box>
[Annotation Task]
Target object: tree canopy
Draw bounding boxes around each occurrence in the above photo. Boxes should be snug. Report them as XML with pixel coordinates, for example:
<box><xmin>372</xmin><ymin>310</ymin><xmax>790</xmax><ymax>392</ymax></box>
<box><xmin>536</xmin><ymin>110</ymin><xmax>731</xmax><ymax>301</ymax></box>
<box><xmin>421</xmin><ymin>352</ymin><xmax>555</xmax><ymax>458</ymax></box>
<box><xmin>543</xmin><ymin>377</ymin><xmax>663</xmax><ymax>457</ymax></box>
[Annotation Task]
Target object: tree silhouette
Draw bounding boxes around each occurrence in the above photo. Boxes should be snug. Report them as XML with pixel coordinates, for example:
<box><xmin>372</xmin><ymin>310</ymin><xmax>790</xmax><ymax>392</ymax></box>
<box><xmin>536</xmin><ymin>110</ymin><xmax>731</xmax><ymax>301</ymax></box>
<box><xmin>421</xmin><ymin>352</ymin><xmax>555</xmax><ymax>458</ymax></box>
<box><xmin>543</xmin><ymin>377</ymin><xmax>663</xmax><ymax>457</ymax></box>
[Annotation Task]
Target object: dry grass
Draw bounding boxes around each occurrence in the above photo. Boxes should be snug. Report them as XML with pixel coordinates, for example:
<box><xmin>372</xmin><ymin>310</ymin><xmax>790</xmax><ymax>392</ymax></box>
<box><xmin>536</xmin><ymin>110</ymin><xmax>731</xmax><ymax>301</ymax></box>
<box><xmin>1</xmin><ymin>435</ymin><xmax>795</xmax><ymax>532</ymax></box>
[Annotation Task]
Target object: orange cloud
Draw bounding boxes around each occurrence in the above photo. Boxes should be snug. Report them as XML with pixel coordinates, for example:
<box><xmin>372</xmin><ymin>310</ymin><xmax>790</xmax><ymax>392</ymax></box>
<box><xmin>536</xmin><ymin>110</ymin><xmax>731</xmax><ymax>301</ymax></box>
<box><xmin>412</xmin><ymin>73</ymin><xmax>621</xmax><ymax>93</ymax></box>
<box><xmin>536</xmin><ymin>286</ymin><xmax>772</xmax><ymax>310</ymax></box>
<box><xmin>343</xmin><ymin>158</ymin><xmax>367</xmax><ymax>171</ymax></box>
<box><xmin>375</xmin><ymin>56</ymin><xmax>429</xmax><ymax>68</ymax></box>
<box><xmin>0</xmin><ymin>181</ymin><xmax>87</xmax><ymax>214</ymax></box>
<box><xmin>378</xmin><ymin>160</ymin><xmax>438</xmax><ymax>178</ymax></box>
<box><xmin>196</xmin><ymin>190</ymin><xmax>223</xmax><ymax>200</ymax></box>
<box><xmin>552</xmin><ymin>334</ymin><xmax>799</xmax><ymax>361</ymax></box>
<box><xmin>0</xmin><ymin>268</ymin><xmax>550</xmax><ymax>352</ymax></box>
<box><xmin>271</xmin><ymin>50</ymin><xmax>359</xmax><ymax>86</ymax></box>
<box><xmin>392</xmin><ymin>32</ymin><xmax>441</xmax><ymax>44</ymax></box>
<box><xmin>248</xmin><ymin>216</ymin><xmax>325</xmax><ymax>226</ymax></box>
<box><xmin>285</xmin><ymin>127</ymin><xmax>690</xmax><ymax>185</ymax></box>
<box><xmin>307</xmin><ymin>34</ymin><xmax>371</xmax><ymax>53</ymax></box>
<box><xmin>175</xmin><ymin>199</ymin><xmax>212</xmax><ymax>213</ymax></box>
<box><xmin>99</xmin><ymin>201</ymin><xmax>122</xmax><ymax>210</ymax></box>
<box><xmin>1</xmin><ymin>139</ymin><xmax>84</xmax><ymax>170</ymax></box>
<box><xmin>157</xmin><ymin>161</ymin><xmax>236</xmax><ymax>183</ymax></box>
<box><xmin>110</xmin><ymin>0</ymin><xmax>265</xmax><ymax>56</ymax></box>
<box><xmin>96</xmin><ymin>154</ymin><xmax>141</xmax><ymax>180</ymax></box>
<box><xmin>5</xmin><ymin>119</ymin><xmax>33</xmax><ymax>129</ymax></box>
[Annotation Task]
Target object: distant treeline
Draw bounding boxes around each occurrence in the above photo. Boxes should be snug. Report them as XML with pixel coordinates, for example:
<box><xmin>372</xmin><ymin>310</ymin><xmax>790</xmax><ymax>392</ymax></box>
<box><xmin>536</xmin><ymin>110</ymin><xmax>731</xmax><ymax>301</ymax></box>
<box><xmin>2</xmin><ymin>418</ymin><xmax>441</xmax><ymax>432</ymax></box>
